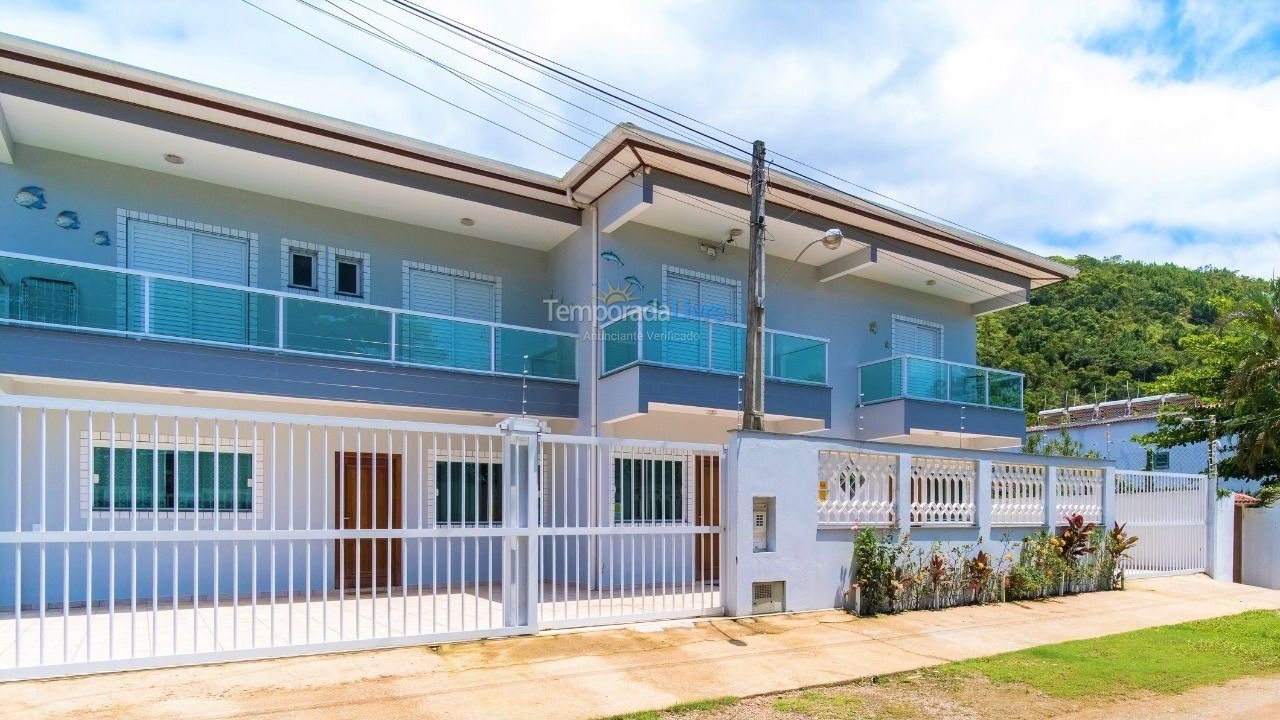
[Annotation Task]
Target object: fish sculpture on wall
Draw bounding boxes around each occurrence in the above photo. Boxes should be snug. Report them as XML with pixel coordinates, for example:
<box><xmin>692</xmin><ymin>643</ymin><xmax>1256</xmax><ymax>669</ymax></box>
<box><xmin>600</xmin><ymin>251</ymin><xmax>624</xmax><ymax>266</ymax></box>
<box><xmin>14</xmin><ymin>186</ymin><xmax>46</xmax><ymax>209</ymax></box>
<box><xmin>92</xmin><ymin>231</ymin><xmax>111</xmax><ymax>246</ymax></box>
<box><xmin>55</xmin><ymin>211</ymin><xmax>80</xmax><ymax>230</ymax></box>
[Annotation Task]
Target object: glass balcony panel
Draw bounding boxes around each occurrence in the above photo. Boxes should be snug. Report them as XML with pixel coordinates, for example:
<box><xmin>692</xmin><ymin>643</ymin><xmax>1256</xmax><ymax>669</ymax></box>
<box><xmin>284</xmin><ymin>298</ymin><xmax>391</xmax><ymax>360</ymax></box>
<box><xmin>906</xmin><ymin>357</ymin><xmax>947</xmax><ymax>400</ymax></box>
<box><xmin>396</xmin><ymin>314</ymin><xmax>490</xmax><ymax>371</ymax></box>
<box><xmin>496</xmin><ymin>327</ymin><xmax>575</xmax><ymax>380</ymax></box>
<box><xmin>150</xmin><ymin>278</ymin><xmax>277</xmax><ymax>348</ymax></box>
<box><xmin>710</xmin><ymin>323</ymin><xmax>744</xmax><ymax>373</ymax></box>
<box><xmin>769</xmin><ymin>332</ymin><xmax>826</xmax><ymax>383</ymax></box>
<box><xmin>643</xmin><ymin>316</ymin><xmax>707</xmax><ymax>367</ymax></box>
<box><xmin>988</xmin><ymin>371</ymin><xmax>1023</xmax><ymax>410</ymax></box>
<box><xmin>0</xmin><ymin>256</ymin><xmax>133</xmax><ymax>332</ymax></box>
<box><xmin>948</xmin><ymin>364</ymin><xmax>988</xmax><ymax>405</ymax></box>
<box><xmin>858</xmin><ymin>358</ymin><xmax>902</xmax><ymax>403</ymax></box>
<box><xmin>602</xmin><ymin>316</ymin><xmax>639</xmax><ymax>373</ymax></box>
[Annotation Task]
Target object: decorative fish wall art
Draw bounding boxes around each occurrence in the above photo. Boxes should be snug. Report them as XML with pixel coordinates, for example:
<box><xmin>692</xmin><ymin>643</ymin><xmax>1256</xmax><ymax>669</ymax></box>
<box><xmin>600</xmin><ymin>251</ymin><xmax>624</xmax><ymax>266</ymax></box>
<box><xmin>14</xmin><ymin>186</ymin><xmax>46</xmax><ymax>209</ymax></box>
<box><xmin>92</xmin><ymin>231</ymin><xmax>111</xmax><ymax>246</ymax></box>
<box><xmin>55</xmin><ymin>211</ymin><xmax>80</xmax><ymax>230</ymax></box>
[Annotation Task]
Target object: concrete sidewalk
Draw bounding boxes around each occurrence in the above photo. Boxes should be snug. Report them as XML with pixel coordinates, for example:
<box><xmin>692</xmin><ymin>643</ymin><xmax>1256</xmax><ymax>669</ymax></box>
<box><xmin>9</xmin><ymin>575</ymin><xmax>1280</xmax><ymax>720</ymax></box>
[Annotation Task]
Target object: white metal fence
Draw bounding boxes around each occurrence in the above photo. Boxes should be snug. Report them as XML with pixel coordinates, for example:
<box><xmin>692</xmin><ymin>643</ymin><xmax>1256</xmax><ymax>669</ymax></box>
<box><xmin>537</xmin><ymin>436</ymin><xmax>723</xmax><ymax>629</ymax></box>
<box><xmin>1115</xmin><ymin>471</ymin><xmax>1207</xmax><ymax>577</ymax></box>
<box><xmin>0</xmin><ymin>396</ymin><xmax>724</xmax><ymax>680</ymax></box>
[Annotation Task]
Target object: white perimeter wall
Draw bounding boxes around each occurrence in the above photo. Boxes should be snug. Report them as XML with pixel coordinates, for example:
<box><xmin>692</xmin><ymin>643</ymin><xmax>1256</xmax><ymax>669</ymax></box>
<box><xmin>1241</xmin><ymin>504</ymin><xmax>1280</xmax><ymax>589</ymax></box>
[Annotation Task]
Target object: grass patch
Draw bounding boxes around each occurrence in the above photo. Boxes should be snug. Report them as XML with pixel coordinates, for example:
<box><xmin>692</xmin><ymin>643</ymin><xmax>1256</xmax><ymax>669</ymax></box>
<box><xmin>667</xmin><ymin>697</ymin><xmax>739</xmax><ymax>713</ymax></box>
<box><xmin>773</xmin><ymin>690</ymin><xmax>865</xmax><ymax>718</ymax></box>
<box><xmin>597</xmin><ymin>696</ymin><xmax>739</xmax><ymax>719</ymax></box>
<box><xmin>945</xmin><ymin>609</ymin><xmax>1280</xmax><ymax>699</ymax></box>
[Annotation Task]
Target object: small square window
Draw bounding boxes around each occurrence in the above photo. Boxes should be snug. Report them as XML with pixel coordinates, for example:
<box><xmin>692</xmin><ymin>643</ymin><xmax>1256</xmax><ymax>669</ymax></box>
<box><xmin>289</xmin><ymin>250</ymin><xmax>317</xmax><ymax>290</ymax></box>
<box><xmin>1152</xmin><ymin>450</ymin><xmax>1171</xmax><ymax>471</ymax></box>
<box><xmin>335</xmin><ymin>257</ymin><xmax>362</xmax><ymax>297</ymax></box>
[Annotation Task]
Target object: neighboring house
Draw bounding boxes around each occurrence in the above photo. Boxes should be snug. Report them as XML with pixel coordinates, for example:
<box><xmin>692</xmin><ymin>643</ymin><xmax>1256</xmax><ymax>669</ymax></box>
<box><xmin>0</xmin><ymin>34</ymin><xmax>1083</xmax><ymax>674</ymax></box>
<box><xmin>1028</xmin><ymin>394</ymin><xmax>1230</xmax><ymax>475</ymax></box>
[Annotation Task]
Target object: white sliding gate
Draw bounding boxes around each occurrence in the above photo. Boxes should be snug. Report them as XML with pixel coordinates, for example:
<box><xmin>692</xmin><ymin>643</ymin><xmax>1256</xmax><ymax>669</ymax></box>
<box><xmin>0</xmin><ymin>396</ymin><xmax>724</xmax><ymax>680</ymax></box>
<box><xmin>1115</xmin><ymin>470</ymin><xmax>1208</xmax><ymax>578</ymax></box>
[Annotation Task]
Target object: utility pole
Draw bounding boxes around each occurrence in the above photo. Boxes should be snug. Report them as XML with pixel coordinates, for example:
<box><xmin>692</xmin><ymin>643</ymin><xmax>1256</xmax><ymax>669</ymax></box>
<box><xmin>742</xmin><ymin>140</ymin><xmax>767</xmax><ymax>431</ymax></box>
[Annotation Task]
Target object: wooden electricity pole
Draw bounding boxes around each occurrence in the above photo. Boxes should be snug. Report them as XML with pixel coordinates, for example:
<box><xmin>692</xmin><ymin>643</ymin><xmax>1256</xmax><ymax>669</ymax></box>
<box><xmin>742</xmin><ymin>139</ymin><xmax>767</xmax><ymax>431</ymax></box>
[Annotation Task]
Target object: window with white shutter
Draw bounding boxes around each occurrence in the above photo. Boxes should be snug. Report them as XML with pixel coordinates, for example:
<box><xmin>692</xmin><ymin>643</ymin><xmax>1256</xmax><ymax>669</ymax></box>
<box><xmin>892</xmin><ymin>315</ymin><xmax>945</xmax><ymax>398</ymax></box>
<box><xmin>405</xmin><ymin>268</ymin><xmax>497</xmax><ymax>321</ymax></box>
<box><xmin>401</xmin><ymin>265</ymin><xmax>500</xmax><ymax>370</ymax></box>
<box><xmin>891</xmin><ymin>316</ymin><xmax>943</xmax><ymax>358</ymax></box>
<box><xmin>127</xmin><ymin>220</ymin><xmax>251</xmax><ymax>345</ymax></box>
<box><xmin>660</xmin><ymin>267</ymin><xmax>741</xmax><ymax>369</ymax></box>
<box><xmin>662</xmin><ymin>268</ymin><xmax>739</xmax><ymax>322</ymax></box>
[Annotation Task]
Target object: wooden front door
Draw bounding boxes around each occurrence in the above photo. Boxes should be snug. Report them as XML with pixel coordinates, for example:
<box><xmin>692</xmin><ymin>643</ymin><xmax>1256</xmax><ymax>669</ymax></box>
<box><xmin>694</xmin><ymin>455</ymin><xmax>720</xmax><ymax>581</ymax></box>
<box><xmin>335</xmin><ymin>452</ymin><xmax>403</xmax><ymax>589</ymax></box>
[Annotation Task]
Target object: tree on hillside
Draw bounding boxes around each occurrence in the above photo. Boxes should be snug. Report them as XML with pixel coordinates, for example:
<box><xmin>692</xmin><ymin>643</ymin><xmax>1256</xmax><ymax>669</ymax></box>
<box><xmin>978</xmin><ymin>256</ymin><xmax>1264</xmax><ymax>423</ymax></box>
<box><xmin>1137</xmin><ymin>284</ymin><xmax>1280</xmax><ymax>502</ymax></box>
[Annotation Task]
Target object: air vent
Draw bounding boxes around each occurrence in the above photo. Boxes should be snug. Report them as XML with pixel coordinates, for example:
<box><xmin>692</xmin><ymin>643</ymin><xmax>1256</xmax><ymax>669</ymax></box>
<box><xmin>751</xmin><ymin>581</ymin><xmax>783</xmax><ymax>614</ymax></box>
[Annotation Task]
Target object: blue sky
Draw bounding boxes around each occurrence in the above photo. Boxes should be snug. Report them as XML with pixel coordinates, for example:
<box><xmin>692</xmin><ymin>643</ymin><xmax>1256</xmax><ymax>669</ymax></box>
<box><xmin>3</xmin><ymin>0</ymin><xmax>1278</xmax><ymax>275</ymax></box>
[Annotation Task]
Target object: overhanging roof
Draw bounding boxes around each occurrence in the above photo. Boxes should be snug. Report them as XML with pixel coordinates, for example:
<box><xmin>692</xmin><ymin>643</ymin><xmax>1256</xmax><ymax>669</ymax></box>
<box><xmin>0</xmin><ymin>32</ymin><xmax>1075</xmax><ymax>293</ymax></box>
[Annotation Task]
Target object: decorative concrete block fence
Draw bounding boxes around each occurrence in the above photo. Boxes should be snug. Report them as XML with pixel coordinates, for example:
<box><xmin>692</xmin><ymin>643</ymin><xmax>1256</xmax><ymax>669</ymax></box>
<box><xmin>722</xmin><ymin>431</ymin><xmax>1124</xmax><ymax>617</ymax></box>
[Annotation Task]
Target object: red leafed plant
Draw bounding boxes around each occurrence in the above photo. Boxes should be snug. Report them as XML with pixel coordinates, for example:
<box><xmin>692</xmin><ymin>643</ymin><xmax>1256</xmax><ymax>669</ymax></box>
<box><xmin>927</xmin><ymin>553</ymin><xmax>950</xmax><ymax>587</ymax></box>
<box><xmin>1059</xmin><ymin>513</ymin><xmax>1098</xmax><ymax>562</ymax></box>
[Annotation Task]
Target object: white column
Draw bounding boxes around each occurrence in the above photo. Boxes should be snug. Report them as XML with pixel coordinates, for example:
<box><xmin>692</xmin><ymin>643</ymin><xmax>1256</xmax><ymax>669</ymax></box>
<box><xmin>895</xmin><ymin>453</ymin><xmax>913</xmax><ymax>535</ymax></box>
<box><xmin>722</xmin><ymin>432</ymin><xmax>747</xmax><ymax>616</ymax></box>
<box><xmin>1044</xmin><ymin>466</ymin><xmax>1059</xmax><ymax>529</ymax></box>
<box><xmin>498</xmin><ymin>416</ymin><xmax>543</xmax><ymax>631</ymax></box>
<box><xmin>976</xmin><ymin>460</ymin><xmax>993</xmax><ymax>544</ymax></box>
<box><xmin>1101</xmin><ymin>467</ymin><xmax>1117</xmax><ymax>530</ymax></box>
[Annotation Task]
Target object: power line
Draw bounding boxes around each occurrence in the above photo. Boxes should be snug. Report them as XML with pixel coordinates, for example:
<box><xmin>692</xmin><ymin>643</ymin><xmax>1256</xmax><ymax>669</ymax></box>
<box><xmin>256</xmin><ymin>0</ymin><xmax>1045</xmax><ymax>300</ymax></box>
<box><xmin>383</xmin><ymin>0</ymin><xmax>752</xmax><ymax>158</ymax></box>
<box><xmin>387</xmin><ymin>1</ymin><xmax>1026</xmax><ymax>249</ymax></box>
<box><xmin>244</xmin><ymin>0</ymin><xmax>749</xmax><ymax>227</ymax></box>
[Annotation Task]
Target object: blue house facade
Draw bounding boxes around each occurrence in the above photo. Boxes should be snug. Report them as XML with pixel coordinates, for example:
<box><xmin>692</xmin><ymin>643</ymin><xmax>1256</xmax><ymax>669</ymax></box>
<box><xmin>0</xmin><ymin>35</ymin><xmax>1092</xmax><ymax>675</ymax></box>
<box><xmin>0</xmin><ymin>34</ymin><xmax>1073</xmax><ymax>449</ymax></box>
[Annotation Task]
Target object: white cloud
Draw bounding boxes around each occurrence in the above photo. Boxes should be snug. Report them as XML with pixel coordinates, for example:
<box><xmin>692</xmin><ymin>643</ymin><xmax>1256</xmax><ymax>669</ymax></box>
<box><xmin>2</xmin><ymin>0</ymin><xmax>1277</xmax><ymax>275</ymax></box>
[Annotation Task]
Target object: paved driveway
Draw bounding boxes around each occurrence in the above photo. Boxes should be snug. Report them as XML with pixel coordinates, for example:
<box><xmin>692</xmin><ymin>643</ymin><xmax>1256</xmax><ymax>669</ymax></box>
<box><xmin>8</xmin><ymin>574</ymin><xmax>1280</xmax><ymax>720</ymax></box>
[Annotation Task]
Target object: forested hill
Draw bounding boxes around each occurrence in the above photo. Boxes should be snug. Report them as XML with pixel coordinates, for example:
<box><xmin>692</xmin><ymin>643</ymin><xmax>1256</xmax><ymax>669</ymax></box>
<box><xmin>977</xmin><ymin>255</ymin><xmax>1266</xmax><ymax>420</ymax></box>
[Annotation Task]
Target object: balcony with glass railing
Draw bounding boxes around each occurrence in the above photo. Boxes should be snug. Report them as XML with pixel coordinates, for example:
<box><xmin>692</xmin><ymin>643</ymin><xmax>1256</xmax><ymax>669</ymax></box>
<box><xmin>601</xmin><ymin>311</ymin><xmax>828</xmax><ymax>385</ymax></box>
<box><xmin>857</xmin><ymin>355</ymin><xmax>1023</xmax><ymax>411</ymax></box>
<box><xmin>0</xmin><ymin>251</ymin><xmax>576</xmax><ymax>382</ymax></box>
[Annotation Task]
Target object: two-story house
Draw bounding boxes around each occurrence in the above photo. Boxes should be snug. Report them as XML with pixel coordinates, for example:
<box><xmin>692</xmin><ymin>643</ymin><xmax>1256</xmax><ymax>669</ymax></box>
<box><xmin>0</xmin><ymin>34</ymin><xmax>1084</xmax><ymax>676</ymax></box>
<box><xmin>0</xmin><ymin>34</ymin><xmax>1071</xmax><ymax>448</ymax></box>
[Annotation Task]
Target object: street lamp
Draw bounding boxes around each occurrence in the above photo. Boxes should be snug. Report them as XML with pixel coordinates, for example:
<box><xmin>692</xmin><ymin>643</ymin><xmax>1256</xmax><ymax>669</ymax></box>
<box><xmin>1179</xmin><ymin>414</ymin><xmax>1219</xmax><ymax>483</ymax></box>
<box><xmin>778</xmin><ymin>228</ymin><xmax>845</xmax><ymax>281</ymax></box>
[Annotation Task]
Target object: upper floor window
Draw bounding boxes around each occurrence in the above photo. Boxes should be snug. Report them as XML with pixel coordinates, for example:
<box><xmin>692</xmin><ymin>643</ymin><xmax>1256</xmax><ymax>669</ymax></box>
<box><xmin>335</xmin><ymin>256</ymin><xmax>363</xmax><ymax>297</ymax></box>
<box><xmin>662</xmin><ymin>267</ymin><xmax>740</xmax><ymax>322</ymax></box>
<box><xmin>405</xmin><ymin>264</ymin><xmax>499</xmax><ymax>322</ymax></box>
<box><xmin>281</xmin><ymin>240</ymin><xmax>370</xmax><ymax>301</ymax></box>
<box><xmin>290</xmin><ymin>249</ymin><xmax>318</xmax><ymax>290</ymax></box>
<box><xmin>892</xmin><ymin>315</ymin><xmax>943</xmax><ymax>359</ymax></box>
